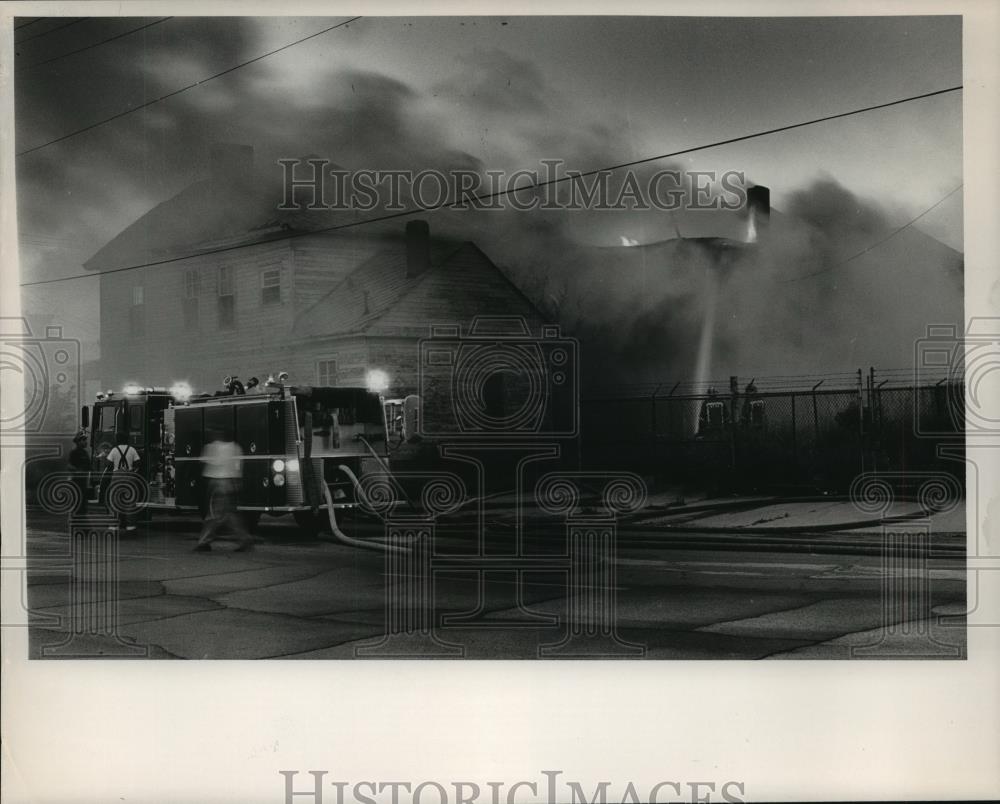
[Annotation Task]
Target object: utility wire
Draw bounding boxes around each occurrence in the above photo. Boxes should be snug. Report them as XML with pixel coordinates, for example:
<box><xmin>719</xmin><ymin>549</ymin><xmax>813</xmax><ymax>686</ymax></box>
<box><xmin>19</xmin><ymin>17</ymin><xmax>173</xmax><ymax>71</ymax></box>
<box><xmin>15</xmin><ymin>18</ymin><xmax>84</xmax><ymax>45</ymax></box>
<box><xmin>16</xmin><ymin>17</ymin><xmax>361</xmax><ymax>157</ymax></box>
<box><xmin>19</xmin><ymin>84</ymin><xmax>963</xmax><ymax>288</ymax></box>
<box><xmin>781</xmin><ymin>183</ymin><xmax>963</xmax><ymax>283</ymax></box>
<box><xmin>14</xmin><ymin>19</ymin><xmax>42</xmax><ymax>31</ymax></box>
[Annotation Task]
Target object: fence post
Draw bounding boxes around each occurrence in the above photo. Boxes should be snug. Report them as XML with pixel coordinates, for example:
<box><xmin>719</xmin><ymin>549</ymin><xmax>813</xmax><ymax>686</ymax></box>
<box><xmin>650</xmin><ymin>384</ymin><xmax>662</xmax><ymax>474</ymax></box>
<box><xmin>857</xmin><ymin>368</ymin><xmax>865</xmax><ymax>475</ymax></box>
<box><xmin>811</xmin><ymin>380</ymin><xmax>824</xmax><ymax>482</ymax></box>
<box><xmin>791</xmin><ymin>393</ymin><xmax>797</xmax><ymax>474</ymax></box>
<box><xmin>666</xmin><ymin>382</ymin><xmax>679</xmax><ymax>483</ymax></box>
<box><xmin>727</xmin><ymin>376</ymin><xmax>738</xmax><ymax>485</ymax></box>
<box><xmin>875</xmin><ymin>379</ymin><xmax>889</xmax><ymax>471</ymax></box>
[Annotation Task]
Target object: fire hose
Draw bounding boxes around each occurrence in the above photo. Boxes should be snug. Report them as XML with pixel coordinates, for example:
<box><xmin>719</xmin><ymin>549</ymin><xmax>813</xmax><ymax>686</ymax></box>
<box><xmin>320</xmin><ymin>478</ymin><xmax>409</xmax><ymax>554</ymax></box>
<box><xmin>299</xmin><ymin>410</ymin><xmax>416</xmax><ymax>553</ymax></box>
<box><xmin>355</xmin><ymin>434</ymin><xmax>418</xmax><ymax>512</ymax></box>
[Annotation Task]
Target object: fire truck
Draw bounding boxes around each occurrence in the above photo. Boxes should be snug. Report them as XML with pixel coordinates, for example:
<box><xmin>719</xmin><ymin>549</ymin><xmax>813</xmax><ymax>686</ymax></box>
<box><xmin>81</xmin><ymin>372</ymin><xmax>397</xmax><ymax>534</ymax></box>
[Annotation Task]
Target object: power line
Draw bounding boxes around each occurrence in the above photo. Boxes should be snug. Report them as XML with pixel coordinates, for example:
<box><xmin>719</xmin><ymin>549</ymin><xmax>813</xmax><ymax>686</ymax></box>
<box><xmin>14</xmin><ymin>19</ymin><xmax>43</xmax><ymax>31</ymax></box>
<box><xmin>19</xmin><ymin>84</ymin><xmax>963</xmax><ymax>288</ymax></box>
<box><xmin>563</xmin><ymin>86</ymin><xmax>962</xmax><ymax>181</ymax></box>
<box><xmin>781</xmin><ymin>183</ymin><xmax>963</xmax><ymax>283</ymax></box>
<box><xmin>15</xmin><ymin>17</ymin><xmax>362</xmax><ymax>157</ymax></box>
<box><xmin>15</xmin><ymin>18</ymin><xmax>84</xmax><ymax>45</ymax></box>
<box><xmin>19</xmin><ymin>17</ymin><xmax>173</xmax><ymax>71</ymax></box>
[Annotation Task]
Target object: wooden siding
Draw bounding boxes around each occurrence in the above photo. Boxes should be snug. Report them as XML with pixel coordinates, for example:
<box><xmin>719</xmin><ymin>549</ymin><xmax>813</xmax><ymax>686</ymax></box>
<box><xmin>99</xmin><ymin>239</ymin><xmax>296</xmax><ymax>389</ymax></box>
<box><xmin>367</xmin><ymin>244</ymin><xmax>545</xmax><ymax>338</ymax></box>
<box><xmin>291</xmin><ymin>233</ymin><xmax>387</xmax><ymax>311</ymax></box>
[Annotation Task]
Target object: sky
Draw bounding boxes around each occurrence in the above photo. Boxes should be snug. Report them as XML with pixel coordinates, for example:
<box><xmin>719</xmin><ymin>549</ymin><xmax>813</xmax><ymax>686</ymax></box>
<box><xmin>10</xmin><ymin>14</ymin><xmax>964</xmax><ymax>376</ymax></box>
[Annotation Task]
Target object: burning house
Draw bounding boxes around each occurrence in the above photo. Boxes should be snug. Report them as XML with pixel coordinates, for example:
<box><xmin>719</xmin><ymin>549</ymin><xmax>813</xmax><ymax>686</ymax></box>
<box><xmin>84</xmin><ymin>145</ymin><xmax>547</xmax><ymax>401</ymax></box>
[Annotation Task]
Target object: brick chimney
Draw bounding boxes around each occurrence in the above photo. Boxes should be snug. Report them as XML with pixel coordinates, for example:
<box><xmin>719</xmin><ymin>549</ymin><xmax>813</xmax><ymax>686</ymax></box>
<box><xmin>406</xmin><ymin>220</ymin><xmax>431</xmax><ymax>279</ymax></box>
<box><xmin>744</xmin><ymin>184</ymin><xmax>770</xmax><ymax>243</ymax></box>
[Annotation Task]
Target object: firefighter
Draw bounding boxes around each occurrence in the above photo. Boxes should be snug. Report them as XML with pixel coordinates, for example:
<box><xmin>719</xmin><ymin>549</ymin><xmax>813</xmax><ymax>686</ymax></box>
<box><xmin>740</xmin><ymin>379</ymin><xmax>766</xmax><ymax>429</ymax></box>
<box><xmin>195</xmin><ymin>426</ymin><xmax>253</xmax><ymax>552</ymax></box>
<box><xmin>104</xmin><ymin>431</ymin><xmax>141</xmax><ymax>532</ymax></box>
<box><xmin>698</xmin><ymin>387</ymin><xmax>730</xmax><ymax>436</ymax></box>
<box><xmin>67</xmin><ymin>430</ymin><xmax>91</xmax><ymax>515</ymax></box>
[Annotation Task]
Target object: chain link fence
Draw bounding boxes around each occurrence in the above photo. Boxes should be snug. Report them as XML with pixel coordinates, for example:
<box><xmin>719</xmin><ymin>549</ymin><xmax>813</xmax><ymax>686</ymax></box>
<box><xmin>581</xmin><ymin>373</ymin><xmax>963</xmax><ymax>493</ymax></box>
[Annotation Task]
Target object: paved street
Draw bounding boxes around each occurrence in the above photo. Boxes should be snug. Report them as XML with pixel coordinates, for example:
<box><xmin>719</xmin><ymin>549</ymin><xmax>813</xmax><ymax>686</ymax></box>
<box><xmin>22</xmin><ymin>507</ymin><xmax>967</xmax><ymax>660</ymax></box>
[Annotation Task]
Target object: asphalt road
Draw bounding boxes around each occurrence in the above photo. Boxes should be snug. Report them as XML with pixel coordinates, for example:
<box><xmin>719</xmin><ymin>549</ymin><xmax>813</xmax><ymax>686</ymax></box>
<box><xmin>21</xmin><ymin>509</ymin><xmax>967</xmax><ymax>660</ymax></box>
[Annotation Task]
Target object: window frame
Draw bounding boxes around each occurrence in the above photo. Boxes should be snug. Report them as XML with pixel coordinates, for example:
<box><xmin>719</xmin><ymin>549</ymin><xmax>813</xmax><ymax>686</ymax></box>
<box><xmin>184</xmin><ymin>269</ymin><xmax>200</xmax><ymax>299</ymax></box>
<box><xmin>130</xmin><ymin>285</ymin><xmax>145</xmax><ymax>336</ymax></box>
<box><xmin>316</xmin><ymin>358</ymin><xmax>338</xmax><ymax>387</ymax></box>
<box><xmin>260</xmin><ymin>267</ymin><xmax>282</xmax><ymax>306</ymax></box>
<box><xmin>217</xmin><ymin>266</ymin><xmax>235</xmax><ymax>329</ymax></box>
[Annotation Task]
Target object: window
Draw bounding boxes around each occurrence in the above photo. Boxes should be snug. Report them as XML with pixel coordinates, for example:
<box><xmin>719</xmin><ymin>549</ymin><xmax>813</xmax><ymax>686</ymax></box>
<box><xmin>183</xmin><ymin>269</ymin><xmax>200</xmax><ymax>328</ymax></box>
<box><xmin>316</xmin><ymin>359</ymin><xmax>338</xmax><ymax>387</ymax></box>
<box><xmin>217</xmin><ymin>266</ymin><xmax>235</xmax><ymax>329</ymax></box>
<box><xmin>92</xmin><ymin>403</ymin><xmax>123</xmax><ymax>454</ymax></box>
<box><xmin>130</xmin><ymin>285</ymin><xmax>145</xmax><ymax>336</ymax></box>
<box><xmin>261</xmin><ymin>267</ymin><xmax>281</xmax><ymax>305</ymax></box>
<box><xmin>184</xmin><ymin>269</ymin><xmax>200</xmax><ymax>298</ymax></box>
<box><xmin>128</xmin><ymin>404</ymin><xmax>144</xmax><ymax>438</ymax></box>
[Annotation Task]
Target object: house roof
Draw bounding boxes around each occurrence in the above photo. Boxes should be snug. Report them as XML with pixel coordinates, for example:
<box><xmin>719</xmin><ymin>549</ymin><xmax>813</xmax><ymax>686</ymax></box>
<box><xmin>82</xmin><ymin>172</ymin><xmax>400</xmax><ymax>272</ymax></box>
<box><xmin>293</xmin><ymin>238</ymin><xmax>545</xmax><ymax>340</ymax></box>
<box><xmin>293</xmin><ymin>238</ymin><xmax>464</xmax><ymax>337</ymax></box>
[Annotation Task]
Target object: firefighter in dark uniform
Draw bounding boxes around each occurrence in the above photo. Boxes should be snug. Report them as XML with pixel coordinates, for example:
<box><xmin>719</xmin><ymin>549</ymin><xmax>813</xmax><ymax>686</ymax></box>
<box><xmin>68</xmin><ymin>430</ymin><xmax>91</xmax><ymax>514</ymax></box>
<box><xmin>740</xmin><ymin>379</ymin><xmax>767</xmax><ymax>430</ymax></box>
<box><xmin>698</xmin><ymin>387</ymin><xmax>730</xmax><ymax>436</ymax></box>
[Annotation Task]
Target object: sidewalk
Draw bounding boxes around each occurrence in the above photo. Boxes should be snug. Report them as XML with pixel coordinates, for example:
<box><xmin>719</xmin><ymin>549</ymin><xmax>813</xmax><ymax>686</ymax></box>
<box><xmin>468</xmin><ymin>488</ymin><xmax>966</xmax><ymax>539</ymax></box>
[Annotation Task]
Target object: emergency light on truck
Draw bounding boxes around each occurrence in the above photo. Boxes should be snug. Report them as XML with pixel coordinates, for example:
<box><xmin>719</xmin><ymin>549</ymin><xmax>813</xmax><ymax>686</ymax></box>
<box><xmin>366</xmin><ymin>369</ymin><xmax>390</xmax><ymax>394</ymax></box>
<box><xmin>169</xmin><ymin>382</ymin><xmax>193</xmax><ymax>402</ymax></box>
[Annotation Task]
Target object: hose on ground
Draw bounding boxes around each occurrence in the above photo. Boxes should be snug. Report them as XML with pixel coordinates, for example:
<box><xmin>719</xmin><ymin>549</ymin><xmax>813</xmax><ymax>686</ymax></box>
<box><xmin>321</xmin><ymin>474</ymin><xmax>410</xmax><ymax>554</ymax></box>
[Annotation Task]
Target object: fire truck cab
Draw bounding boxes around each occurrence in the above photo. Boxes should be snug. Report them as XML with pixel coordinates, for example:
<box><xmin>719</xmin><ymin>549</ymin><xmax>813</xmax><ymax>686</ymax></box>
<box><xmin>82</xmin><ymin>376</ymin><xmax>393</xmax><ymax>532</ymax></box>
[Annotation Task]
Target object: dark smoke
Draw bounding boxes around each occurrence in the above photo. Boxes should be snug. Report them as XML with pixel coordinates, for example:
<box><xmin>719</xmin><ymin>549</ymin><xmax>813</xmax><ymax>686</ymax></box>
<box><xmin>17</xmin><ymin>32</ymin><xmax>963</xmax><ymax>389</ymax></box>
